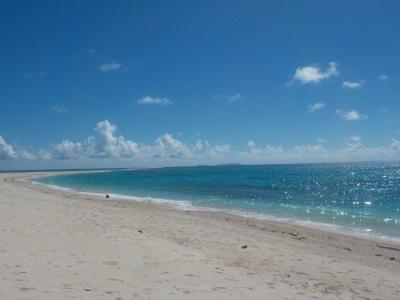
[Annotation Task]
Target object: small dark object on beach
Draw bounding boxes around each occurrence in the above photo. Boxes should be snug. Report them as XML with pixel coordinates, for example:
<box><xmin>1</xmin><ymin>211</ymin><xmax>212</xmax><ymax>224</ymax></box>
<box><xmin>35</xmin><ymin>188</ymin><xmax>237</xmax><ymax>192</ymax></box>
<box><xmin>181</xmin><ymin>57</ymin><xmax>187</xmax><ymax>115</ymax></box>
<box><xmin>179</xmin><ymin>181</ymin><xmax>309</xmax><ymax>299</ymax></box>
<box><xmin>241</xmin><ymin>245</ymin><xmax>247</xmax><ymax>249</ymax></box>
<box><xmin>389</xmin><ymin>257</ymin><xmax>396</xmax><ymax>261</ymax></box>
<box><xmin>375</xmin><ymin>253</ymin><xmax>383</xmax><ymax>257</ymax></box>
<box><xmin>84</xmin><ymin>289</ymin><xmax>91</xmax><ymax>292</ymax></box>
<box><xmin>138</xmin><ymin>229</ymin><xmax>143</xmax><ymax>233</ymax></box>
<box><xmin>289</xmin><ymin>232</ymin><xmax>299</xmax><ymax>236</ymax></box>
<box><xmin>343</xmin><ymin>247</ymin><xmax>352</xmax><ymax>251</ymax></box>
<box><xmin>106</xmin><ymin>194</ymin><xmax>110</xmax><ymax>198</ymax></box>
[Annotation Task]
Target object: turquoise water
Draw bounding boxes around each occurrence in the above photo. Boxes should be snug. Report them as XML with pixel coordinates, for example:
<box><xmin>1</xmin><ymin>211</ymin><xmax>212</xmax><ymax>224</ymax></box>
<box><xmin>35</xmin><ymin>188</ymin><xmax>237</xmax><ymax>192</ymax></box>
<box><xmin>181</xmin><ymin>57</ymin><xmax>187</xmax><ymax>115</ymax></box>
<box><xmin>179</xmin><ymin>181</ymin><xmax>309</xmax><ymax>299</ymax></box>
<box><xmin>36</xmin><ymin>163</ymin><xmax>400</xmax><ymax>239</ymax></box>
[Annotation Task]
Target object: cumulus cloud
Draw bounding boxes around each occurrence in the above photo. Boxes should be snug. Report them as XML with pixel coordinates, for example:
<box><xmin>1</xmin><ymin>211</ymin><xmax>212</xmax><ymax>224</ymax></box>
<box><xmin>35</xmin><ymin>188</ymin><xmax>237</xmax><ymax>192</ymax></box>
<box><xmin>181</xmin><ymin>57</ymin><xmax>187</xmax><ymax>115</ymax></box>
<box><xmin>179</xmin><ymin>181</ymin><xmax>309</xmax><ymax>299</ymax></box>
<box><xmin>37</xmin><ymin>149</ymin><xmax>53</xmax><ymax>160</ymax></box>
<box><xmin>205</xmin><ymin>144</ymin><xmax>231</xmax><ymax>159</ymax></box>
<box><xmin>342</xmin><ymin>80</ymin><xmax>365</xmax><ymax>89</ymax></box>
<box><xmin>213</xmin><ymin>144</ymin><xmax>230</xmax><ymax>154</ymax></box>
<box><xmin>53</xmin><ymin>121</ymin><xmax>193</xmax><ymax>161</ymax></box>
<box><xmin>54</xmin><ymin>120</ymin><xmax>140</xmax><ymax>160</ymax></box>
<box><xmin>292</xmin><ymin>144</ymin><xmax>327</xmax><ymax>156</ymax></box>
<box><xmin>391</xmin><ymin>138</ymin><xmax>400</xmax><ymax>152</ymax></box>
<box><xmin>147</xmin><ymin>133</ymin><xmax>192</xmax><ymax>159</ymax></box>
<box><xmin>345</xmin><ymin>136</ymin><xmax>363</xmax><ymax>152</ymax></box>
<box><xmin>289</xmin><ymin>62</ymin><xmax>338</xmax><ymax>85</ymax></box>
<box><xmin>4</xmin><ymin>121</ymin><xmax>400</xmax><ymax>168</ymax></box>
<box><xmin>378</xmin><ymin>74</ymin><xmax>388</xmax><ymax>81</ymax></box>
<box><xmin>193</xmin><ymin>139</ymin><xmax>209</xmax><ymax>152</ymax></box>
<box><xmin>247</xmin><ymin>140</ymin><xmax>256</xmax><ymax>148</ymax></box>
<box><xmin>18</xmin><ymin>149</ymin><xmax>37</xmax><ymax>160</ymax></box>
<box><xmin>238</xmin><ymin>135</ymin><xmax>400</xmax><ymax>164</ymax></box>
<box><xmin>0</xmin><ymin>136</ymin><xmax>17</xmax><ymax>159</ymax></box>
<box><xmin>93</xmin><ymin>120</ymin><xmax>140</xmax><ymax>158</ymax></box>
<box><xmin>54</xmin><ymin>140</ymin><xmax>83</xmax><ymax>159</ymax></box>
<box><xmin>137</xmin><ymin>96</ymin><xmax>172</xmax><ymax>105</ymax></box>
<box><xmin>98</xmin><ymin>61</ymin><xmax>121</xmax><ymax>72</ymax></box>
<box><xmin>239</xmin><ymin>138</ymin><xmax>390</xmax><ymax>164</ymax></box>
<box><xmin>307</xmin><ymin>102</ymin><xmax>326</xmax><ymax>113</ymax></box>
<box><xmin>241</xmin><ymin>144</ymin><xmax>285</xmax><ymax>159</ymax></box>
<box><xmin>336</xmin><ymin>109</ymin><xmax>367</xmax><ymax>121</ymax></box>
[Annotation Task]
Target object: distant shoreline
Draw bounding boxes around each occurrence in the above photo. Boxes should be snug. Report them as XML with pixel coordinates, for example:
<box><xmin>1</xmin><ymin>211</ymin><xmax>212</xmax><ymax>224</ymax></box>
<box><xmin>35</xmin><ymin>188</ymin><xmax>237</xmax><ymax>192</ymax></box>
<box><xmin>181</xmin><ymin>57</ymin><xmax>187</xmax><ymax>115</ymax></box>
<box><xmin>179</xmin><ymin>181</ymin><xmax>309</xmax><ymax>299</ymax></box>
<box><xmin>2</xmin><ymin>159</ymin><xmax>400</xmax><ymax>173</ymax></box>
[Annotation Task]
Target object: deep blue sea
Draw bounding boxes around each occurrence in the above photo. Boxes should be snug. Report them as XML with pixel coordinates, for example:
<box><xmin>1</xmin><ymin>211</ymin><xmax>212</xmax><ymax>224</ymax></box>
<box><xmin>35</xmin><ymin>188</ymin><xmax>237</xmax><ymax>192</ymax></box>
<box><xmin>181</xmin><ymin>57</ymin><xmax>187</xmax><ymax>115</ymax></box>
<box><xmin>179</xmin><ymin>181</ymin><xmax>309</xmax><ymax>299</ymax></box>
<box><xmin>35</xmin><ymin>163</ymin><xmax>400</xmax><ymax>239</ymax></box>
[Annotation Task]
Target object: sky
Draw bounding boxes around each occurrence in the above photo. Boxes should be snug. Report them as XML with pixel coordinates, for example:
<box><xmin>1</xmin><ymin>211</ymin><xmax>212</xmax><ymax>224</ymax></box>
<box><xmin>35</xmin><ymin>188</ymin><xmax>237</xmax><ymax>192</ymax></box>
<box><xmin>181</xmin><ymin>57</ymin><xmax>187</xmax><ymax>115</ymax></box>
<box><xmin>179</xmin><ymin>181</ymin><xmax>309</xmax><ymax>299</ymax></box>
<box><xmin>1</xmin><ymin>0</ymin><xmax>400</xmax><ymax>170</ymax></box>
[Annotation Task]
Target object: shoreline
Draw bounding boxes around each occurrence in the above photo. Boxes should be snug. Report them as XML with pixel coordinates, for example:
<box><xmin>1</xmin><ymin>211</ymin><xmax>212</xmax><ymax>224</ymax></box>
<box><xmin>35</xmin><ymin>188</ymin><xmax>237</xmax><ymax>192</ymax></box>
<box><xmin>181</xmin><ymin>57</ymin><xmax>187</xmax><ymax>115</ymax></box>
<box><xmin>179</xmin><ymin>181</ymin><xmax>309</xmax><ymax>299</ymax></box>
<box><xmin>1</xmin><ymin>171</ymin><xmax>400</xmax><ymax>299</ymax></box>
<box><xmin>31</xmin><ymin>171</ymin><xmax>400</xmax><ymax>245</ymax></box>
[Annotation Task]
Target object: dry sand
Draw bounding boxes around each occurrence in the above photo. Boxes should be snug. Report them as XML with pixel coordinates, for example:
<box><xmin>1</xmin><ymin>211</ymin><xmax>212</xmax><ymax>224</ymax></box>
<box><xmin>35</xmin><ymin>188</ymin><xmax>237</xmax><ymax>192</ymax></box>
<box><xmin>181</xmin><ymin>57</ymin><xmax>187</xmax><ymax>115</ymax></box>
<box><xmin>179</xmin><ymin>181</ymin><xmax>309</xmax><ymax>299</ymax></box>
<box><xmin>0</xmin><ymin>171</ymin><xmax>399</xmax><ymax>300</ymax></box>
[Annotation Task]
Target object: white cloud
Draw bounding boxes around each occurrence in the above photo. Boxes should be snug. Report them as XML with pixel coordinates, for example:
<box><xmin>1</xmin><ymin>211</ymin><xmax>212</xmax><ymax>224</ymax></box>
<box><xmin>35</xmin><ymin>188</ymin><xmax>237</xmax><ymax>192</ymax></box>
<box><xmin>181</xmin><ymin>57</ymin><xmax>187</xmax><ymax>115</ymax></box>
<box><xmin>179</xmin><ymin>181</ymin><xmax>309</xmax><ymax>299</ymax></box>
<box><xmin>241</xmin><ymin>144</ymin><xmax>285</xmax><ymax>159</ymax></box>
<box><xmin>88</xmin><ymin>49</ymin><xmax>96</xmax><ymax>55</ymax></box>
<box><xmin>53</xmin><ymin>121</ymin><xmax>194</xmax><ymax>162</ymax></box>
<box><xmin>391</xmin><ymin>138</ymin><xmax>400</xmax><ymax>152</ymax></box>
<box><xmin>213</xmin><ymin>144</ymin><xmax>230</xmax><ymax>154</ymax></box>
<box><xmin>289</xmin><ymin>62</ymin><xmax>338</xmax><ymax>85</ymax></box>
<box><xmin>345</xmin><ymin>136</ymin><xmax>363</xmax><ymax>152</ymax></box>
<box><xmin>227</xmin><ymin>93</ymin><xmax>242</xmax><ymax>103</ymax></box>
<box><xmin>54</xmin><ymin>120</ymin><xmax>140</xmax><ymax>160</ymax></box>
<box><xmin>378</xmin><ymin>74</ymin><xmax>388</xmax><ymax>81</ymax></box>
<box><xmin>342</xmin><ymin>80</ymin><xmax>364</xmax><ymax>89</ymax></box>
<box><xmin>317</xmin><ymin>138</ymin><xmax>327</xmax><ymax>143</ymax></box>
<box><xmin>337</xmin><ymin>136</ymin><xmax>391</xmax><ymax>160</ymax></box>
<box><xmin>193</xmin><ymin>139</ymin><xmax>208</xmax><ymax>152</ymax></box>
<box><xmin>148</xmin><ymin>133</ymin><xmax>192</xmax><ymax>159</ymax></box>
<box><xmin>98</xmin><ymin>61</ymin><xmax>121</xmax><ymax>72</ymax></box>
<box><xmin>205</xmin><ymin>144</ymin><xmax>231</xmax><ymax>159</ymax></box>
<box><xmin>292</xmin><ymin>144</ymin><xmax>327</xmax><ymax>156</ymax></box>
<box><xmin>213</xmin><ymin>93</ymin><xmax>244</xmax><ymax>103</ymax></box>
<box><xmin>51</xmin><ymin>105</ymin><xmax>68</xmax><ymax>114</ymax></box>
<box><xmin>247</xmin><ymin>140</ymin><xmax>256</xmax><ymax>148</ymax></box>
<box><xmin>54</xmin><ymin>140</ymin><xmax>83</xmax><ymax>159</ymax></box>
<box><xmin>137</xmin><ymin>96</ymin><xmax>172</xmax><ymax>105</ymax></box>
<box><xmin>0</xmin><ymin>136</ymin><xmax>17</xmax><ymax>159</ymax></box>
<box><xmin>307</xmin><ymin>102</ymin><xmax>326</xmax><ymax>113</ymax></box>
<box><xmin>336</xmin><ymin>109</ymin><xmax>367</xmax><ymax>121</ymax></box>
<box><xmin>236</xmin><ymin>136</ymin><xmax>400</xmax><ymax>164</ymax></box>
<box><xmin>5</xmin><ymin>121</ymin><xmax>400</xmax><ymax>168</ymax></box>
<box><xmin>37</xmin><ymin>149</ymin><xmax>53</xmax><ymax>160</ymax></box>
<box><xmin>93</xmin><ymin>120</ymin><xmax>140</xmax><ymax>158</ymax></box>
<box><xmin>15</xmin><ymin>148</ymin><xmax>53</xmax><ymax>161</ymax></box>
<box><xmin>18</xmin><ymin>149</ymin><xmax>36</xmax><ymax>160</ymax></box>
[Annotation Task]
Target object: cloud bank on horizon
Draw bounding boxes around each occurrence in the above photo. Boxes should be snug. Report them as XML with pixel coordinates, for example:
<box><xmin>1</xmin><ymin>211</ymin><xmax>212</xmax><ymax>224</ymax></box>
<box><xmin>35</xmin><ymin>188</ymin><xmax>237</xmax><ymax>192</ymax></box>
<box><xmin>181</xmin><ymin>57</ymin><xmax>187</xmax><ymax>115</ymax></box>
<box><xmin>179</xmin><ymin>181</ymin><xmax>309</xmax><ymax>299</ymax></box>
<box><xmin>1</xmin><ymin>119</ymin><xmax>400</xmax><ymax>169</ymax></box>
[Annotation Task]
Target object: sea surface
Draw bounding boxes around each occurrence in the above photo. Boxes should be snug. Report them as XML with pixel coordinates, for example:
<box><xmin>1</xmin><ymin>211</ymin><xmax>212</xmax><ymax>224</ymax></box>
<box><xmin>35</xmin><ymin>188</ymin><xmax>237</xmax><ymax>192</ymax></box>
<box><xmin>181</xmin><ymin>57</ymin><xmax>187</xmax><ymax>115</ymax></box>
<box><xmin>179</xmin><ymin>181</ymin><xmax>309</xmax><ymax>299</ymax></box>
<box><xmin>35</xmin><ymin>163</ymin><xmax>400</xmax><ymax>239</ymax></box>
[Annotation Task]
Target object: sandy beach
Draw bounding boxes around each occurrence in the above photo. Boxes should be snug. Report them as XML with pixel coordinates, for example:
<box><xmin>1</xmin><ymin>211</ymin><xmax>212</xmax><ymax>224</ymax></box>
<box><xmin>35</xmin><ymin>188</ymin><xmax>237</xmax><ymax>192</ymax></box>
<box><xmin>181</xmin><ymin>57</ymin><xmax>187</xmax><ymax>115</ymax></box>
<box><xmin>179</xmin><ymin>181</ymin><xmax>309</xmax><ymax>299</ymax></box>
<box><xmin>0</xmin><ymin>171</ymin><xmax>399</xmax><ymax>300</ymax></box>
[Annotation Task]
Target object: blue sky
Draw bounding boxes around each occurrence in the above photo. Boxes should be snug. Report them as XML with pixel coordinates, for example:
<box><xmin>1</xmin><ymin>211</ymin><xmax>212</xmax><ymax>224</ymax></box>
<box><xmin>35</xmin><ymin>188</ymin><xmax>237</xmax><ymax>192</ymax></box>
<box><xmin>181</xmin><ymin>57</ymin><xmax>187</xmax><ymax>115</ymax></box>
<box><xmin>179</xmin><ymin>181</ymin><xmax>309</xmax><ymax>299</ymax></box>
<box><xmin>1</xmin><ymin>0</ymin><xmax>400</xmax><ymax>169</ymax></box>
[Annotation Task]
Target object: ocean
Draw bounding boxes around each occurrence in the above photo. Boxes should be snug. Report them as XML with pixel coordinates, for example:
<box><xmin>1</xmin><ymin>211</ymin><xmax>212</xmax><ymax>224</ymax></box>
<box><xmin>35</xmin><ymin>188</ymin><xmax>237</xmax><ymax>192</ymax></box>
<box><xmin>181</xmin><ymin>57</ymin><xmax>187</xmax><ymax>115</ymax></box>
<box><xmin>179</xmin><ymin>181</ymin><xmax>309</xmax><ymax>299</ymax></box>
<box><xmin>35</xmin><ymin>163</ymin><xmax>400</xmax><ymax>240</ymax></box>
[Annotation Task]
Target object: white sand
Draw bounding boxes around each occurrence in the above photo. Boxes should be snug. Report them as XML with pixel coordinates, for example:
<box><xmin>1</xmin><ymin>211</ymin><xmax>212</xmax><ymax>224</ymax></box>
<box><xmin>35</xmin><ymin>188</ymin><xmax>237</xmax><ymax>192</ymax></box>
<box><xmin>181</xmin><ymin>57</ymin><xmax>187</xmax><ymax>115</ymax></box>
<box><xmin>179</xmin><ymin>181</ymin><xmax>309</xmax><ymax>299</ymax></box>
<box><xmin>0</xmin><ymin>171</ymin><xmax>399</xmax><ymax>300</ymax></box>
